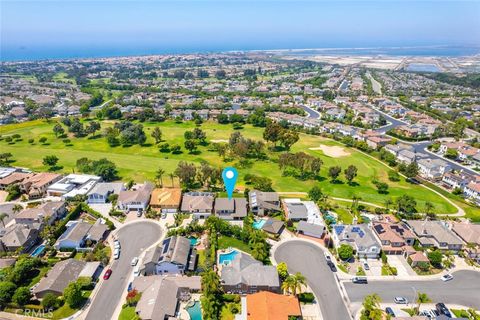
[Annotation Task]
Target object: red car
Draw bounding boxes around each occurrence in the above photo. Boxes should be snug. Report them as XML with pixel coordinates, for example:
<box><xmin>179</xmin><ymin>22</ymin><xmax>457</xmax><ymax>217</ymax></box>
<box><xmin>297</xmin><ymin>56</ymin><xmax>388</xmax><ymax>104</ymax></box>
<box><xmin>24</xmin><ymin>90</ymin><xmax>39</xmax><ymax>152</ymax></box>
<box><xmin>103</xmin><ymin>269</ymin><xmax>112</xmax><ymax>280</ymax></box>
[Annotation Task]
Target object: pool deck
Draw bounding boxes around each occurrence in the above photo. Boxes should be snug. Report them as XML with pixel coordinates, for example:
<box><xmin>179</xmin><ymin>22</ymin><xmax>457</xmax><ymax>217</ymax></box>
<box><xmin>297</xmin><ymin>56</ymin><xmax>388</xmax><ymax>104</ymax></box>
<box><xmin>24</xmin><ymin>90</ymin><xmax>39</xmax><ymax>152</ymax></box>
<box><xmin>179</xmin><ymin>293</ymin><xmax>201</xmax><ymax>320</ymax></box>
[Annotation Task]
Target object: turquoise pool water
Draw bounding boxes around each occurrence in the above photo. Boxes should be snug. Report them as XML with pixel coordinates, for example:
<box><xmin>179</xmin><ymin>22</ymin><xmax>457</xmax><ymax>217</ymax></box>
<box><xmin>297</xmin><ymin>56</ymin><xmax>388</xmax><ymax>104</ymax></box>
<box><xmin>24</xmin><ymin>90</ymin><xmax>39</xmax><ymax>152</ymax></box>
<box><xmin>219</xmin><ymin>250</ymin><xmax>239</xmax><ymax>265</ymax></box>
<box><xmin>186</xmin><ymin>301</ymin><xmax>202</xmax><ymax>320</ymax></box>
<box><xmin>189</xmin><ymin>237</ymin><xmax>198</xmax><ymax>246</ymax></box>
<box><xmin>252</xmin><ymin>219</ymin><xmax>266</xmax><ymax>229</ymax></box>
<box><xmin>31</xmin><ymin>245</ymin><xmax>45</xmax><ymax>257</ymax></box>
<box><xmin>323</xmin><ymin>212</ymin><xmax>337</xmax><ymax>224</ymax></box>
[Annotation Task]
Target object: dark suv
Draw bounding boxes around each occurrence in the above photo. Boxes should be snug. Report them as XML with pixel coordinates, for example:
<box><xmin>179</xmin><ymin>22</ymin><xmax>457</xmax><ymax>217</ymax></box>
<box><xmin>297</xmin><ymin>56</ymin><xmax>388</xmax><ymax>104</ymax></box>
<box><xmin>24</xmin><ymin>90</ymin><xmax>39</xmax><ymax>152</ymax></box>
<box><xmin>435</xmin><ymin>303</ymin><xmax>452</xmax><ymax>317</ymax></box>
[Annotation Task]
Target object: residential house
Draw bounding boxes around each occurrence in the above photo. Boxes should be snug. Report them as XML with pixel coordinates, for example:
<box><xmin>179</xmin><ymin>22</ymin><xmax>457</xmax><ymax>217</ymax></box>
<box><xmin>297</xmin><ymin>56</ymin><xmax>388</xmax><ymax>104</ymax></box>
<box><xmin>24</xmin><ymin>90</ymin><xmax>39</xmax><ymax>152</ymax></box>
<box><xmin>0</xmin><ymin>223</ymin><xmax>40</xmax><ymax>253</ymax></box>
<box><xmin>133</xmin><ymin>275</ymin><xmax>201</xmax><ymax>320</ymax></box>
<box><xmin>140</xmin><ymin>236</ymin><xmax>196</xmax><ymax>275</ymax></box>
<box><xmin>220</xmin><ymin>252</ymin><xmax>280</xmax><ymax>294</ymax></box>
<box><xmin>235</xmin><ymin>291</ymin><xmax>302</xmax><ymax>320</ymax></box>
<box><xmin>9</xmin><ymin>201</ymin><xmax>66</xmax><ymax>227</ymax></box>
<box><xmin>417</xmin><ymin>158</ymin><xmax>451</xmax><ymax>181</ymax></box>
<box><xmin>54</xmin><ymin>220</ymin><xmax>108</xmax><ymax>250</ymax></box>
<box><xmin>0</xmin><ymin>172</ymin><xmax>34</xmax><ymax>190</ymax></box>
<box><xmin>297</xmin><ymin>221</ymin><xmax>325</xmax><ymax>239</ymax></box>
<box><xmin>214</xmin><ymin>198</ymin><xmax>247</xmax><ymax>221</ymax></box>
<box><xmin>149</xmin><ymin>188</ymin><xmax>182</xmax><ymax>213</ymax></box>
<box><xmin>366</xmin><ymin>136</ymin><xmax>391</xmax><ymax>150</ymax></box>
<box><xmin>180</xmin><ymin>192</ymin><xmax>214</xmax><ymax>219</ymax></box>
<box><xmin>20</xmin><ymin>172</ymin><xmax>62</xmax><ymax>199</ymax></box>
<box><xmin>332</xmin><ymin>224</ymin><xmax>382</xmax><ymax>259</ymax></box>
<box><xmin>452</xmin><ymin>223</ymin><xmax>480</xmax><ymax>262</ymax></box>
<box><xmin>261</xmin><ymin>218</ymin><xmax>285</xmax><ymax>236</ymax></box>
<box><xmin>249</xmin><ymin>190</ymin><xmax>281</xmax><ymax>216</ymax></box>
<box><xmin>406</xmin><ymin>220</ymin><xmax>463</xmax><ymax>251</ymax></box>
<box><xmin>464</xmin><ymin>182</ymin><xmax>480</xmax><ymax>204</ymax></box>
<box><xmin>33</xmin><ymin>259</ymin><xmax>101</xmax><ymax>298</ymax></box>
<box><xmin>372</xmin><ymin>221</ymin><xmax>416</xmax><ymax>255</ymax></box>
<box><xmin>407</xmin><ymin>251</ymin><xmax>430</xmax><ymax>268</ymax></box>
<box><xmin>87</xmin><ymin>182</ymin><xmax>124</xmax><ymax>204</ymax></box>
<box><xmin>442</xmin><ymin>172</ymin><xmax>477</xmax><ymax>190</ymax></box>
<box><xmin>117</xmin><ymin>183</ymin><xmax>154</xmax><ymax>212</ymax></box>
<box><xmin>47</xmin><ymin>174</ymin><xmax>101</xmax><ymax>199</ymax></box>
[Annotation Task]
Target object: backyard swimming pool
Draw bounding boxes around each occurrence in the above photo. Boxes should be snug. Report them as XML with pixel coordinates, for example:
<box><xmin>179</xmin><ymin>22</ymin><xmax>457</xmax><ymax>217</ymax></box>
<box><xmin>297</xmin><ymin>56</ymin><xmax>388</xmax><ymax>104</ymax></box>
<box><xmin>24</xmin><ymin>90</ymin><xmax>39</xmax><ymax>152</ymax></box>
<box><xmin>186</xmin><ymin>300</ymin><xmax>202</xmax><ymax>320</ymax></box>
<box><xmin>189</xmin><ymin>237</ymin><xmax>198</xmax><ymax>246</ymax></box>
<box><xmin>31</xmin><ymin>245</ymin><xmax>45</xmax><ymax>257</ymax></box>
<box><xmin>252</xmin><ymin>219</ymin><xmax>266</xmax><ymax>229</ymax></box>
<box><xmin>218</xmin><ymin>249</ymin><xmax>239</xmax><ymax>265</ymax></box>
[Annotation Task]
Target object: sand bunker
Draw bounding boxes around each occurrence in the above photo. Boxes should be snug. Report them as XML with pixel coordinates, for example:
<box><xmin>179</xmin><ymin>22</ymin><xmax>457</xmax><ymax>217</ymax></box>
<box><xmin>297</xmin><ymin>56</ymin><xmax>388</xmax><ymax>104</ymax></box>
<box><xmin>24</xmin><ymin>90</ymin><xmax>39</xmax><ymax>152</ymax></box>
<box><xmin>309</xmin><ymin>144</ymin><xmax>351</xmax><ymax>157</ymax></box>
<box><xmin>210</xmin><ymin>139</ymin><xmax>229</xmax><ymax>143</ymax></box>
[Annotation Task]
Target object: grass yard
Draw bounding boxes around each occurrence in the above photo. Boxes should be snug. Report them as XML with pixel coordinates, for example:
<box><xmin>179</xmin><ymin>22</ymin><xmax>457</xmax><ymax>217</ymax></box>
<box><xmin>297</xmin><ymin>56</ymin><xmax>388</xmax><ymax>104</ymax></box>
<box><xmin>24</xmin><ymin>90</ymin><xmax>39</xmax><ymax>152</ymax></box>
<box><xmin>218</xmin><ymin>236</ymin><xmax>252</xmax><ymax>254</ymax></box>
<box><xmin>118</xmin><ymin>306</ymin><xmax>139</xmax><ymax>320</ymax></box>
<box><xmin>0</xmin><ymin>119</ymin><xmax>465</xmax><ymax>214</ymax></box>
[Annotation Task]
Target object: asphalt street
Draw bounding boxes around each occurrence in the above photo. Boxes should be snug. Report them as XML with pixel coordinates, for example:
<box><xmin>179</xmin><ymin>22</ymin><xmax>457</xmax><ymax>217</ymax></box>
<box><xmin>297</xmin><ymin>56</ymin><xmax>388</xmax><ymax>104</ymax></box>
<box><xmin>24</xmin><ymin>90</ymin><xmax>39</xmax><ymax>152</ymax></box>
<box><xmin>301</xmin><ymin>105</ymin><xmax>320</xmax><ymax>119</ymax></box>
<box><xmin>274</xmin><ymin>240</ymin><xmax>352</xmax><ymax>320</ymax></box>
<box><xmin>85</xmin><ymin>221</ymin><xmax>162</xmax><ymax>320</ymax></box>
<box><xmin>344</xmin><ymin>270</ymin><xmax>480</xmax><ymax>311</ymax></box>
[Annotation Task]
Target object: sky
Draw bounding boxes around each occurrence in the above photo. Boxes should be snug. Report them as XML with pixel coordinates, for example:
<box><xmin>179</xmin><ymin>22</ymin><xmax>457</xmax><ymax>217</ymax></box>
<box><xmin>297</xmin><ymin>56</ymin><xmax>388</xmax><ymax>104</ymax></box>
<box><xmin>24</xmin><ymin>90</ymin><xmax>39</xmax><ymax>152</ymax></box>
<box><xmin>1</xmin><ymin>0</ymin><xmax>480</xmax><ymax>60</ymax></box>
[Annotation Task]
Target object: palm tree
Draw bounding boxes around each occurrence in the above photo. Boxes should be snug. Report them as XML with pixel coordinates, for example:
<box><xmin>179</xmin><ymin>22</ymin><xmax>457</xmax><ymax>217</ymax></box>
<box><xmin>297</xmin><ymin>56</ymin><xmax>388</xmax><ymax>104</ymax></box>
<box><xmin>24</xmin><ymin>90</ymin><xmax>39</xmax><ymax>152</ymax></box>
<box><xmin>416</xmin><ymin>292</ymin><xmax>431</xmax><ymax>314</ymax></box>
<box><xmin>155</xmin><ymin>168</ymin><xmax>165</xmax><ymax>187</ymax></box>
<box><xmin>0</xmin><ymin>213</ymin><xmax>8</xmax><ymax>228</ymax></box>
<box><xmin>424</xmin><ymin>201</ymin><xmax>435</xmax><ymax>217</ymax></box>
<box><xmin>169</xmin><ymin>173</ymin><xmax>175</xmax><ymax>188</ymax></box>
<box><xmin>12</xmin><ymin>204</ymin><xmax>23</xmax><ymax>214</ymax></box>
<box><xmin>282</xmin><ymin>273</ymin><xmax>307</xmax><ymax>296</ymax></box>
<box><xmin>384</xmin><ymin>198</ymin><xmax>393</xmax><ymax>211</ymax></box>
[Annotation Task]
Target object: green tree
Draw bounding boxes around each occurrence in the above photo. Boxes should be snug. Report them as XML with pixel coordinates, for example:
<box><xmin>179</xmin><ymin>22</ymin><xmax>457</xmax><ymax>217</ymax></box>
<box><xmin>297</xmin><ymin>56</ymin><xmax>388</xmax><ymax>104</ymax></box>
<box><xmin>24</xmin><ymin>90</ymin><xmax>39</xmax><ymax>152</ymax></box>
<box><xmin>375</xmin><ymin>182</ymin><xmax>389</xmax><ymax>194</ymax></box>
<box><xmin>0</xmin><ymin>213</ymin><xmax>9</xmax><ymax>228</ymax></box>
<box><xmin>12</xmin><ymin>287</ymin><xmax>31</xmax><ymax>306</ymax></box>
<box><xmin>87</xmin><ymin>121</ymin><xmax>101</xmax><ymax>136</ymax></box>
<box><xmin>424</xmin><ymin>201</ymin><xmax>435</xmax><ymax>218</ymax></box>
<box><xmin>41</xmin><ymin>293</ymin><xmax>58</xmax><ymax>310</ymax></box>
<box><xmin>155</xmin><ymin>168</ymin><xmax>165</xmax><ymax>187</ymax></box>
<box><xmin>344</xmin><ymin>165</ymin><xmax>358</xmax><ymax>184</ymax></box>
<box><xmin>280</xmin><ymin>129</ymin><xmax>299</xmax><ymax>150</ymax></box>
<box><xmin>63</xmin><ymin>281</ymin><xmax>83</xmax><ymax>308</ymax></box>
<box><xmin>263</xmin><ymin>121</ymin><xmax>283</xmax><ymax>147</ymax></box>
<box><xmin>281</xmin><ymin>272</ymin><xmax>306</xmax><ymax>297</ymax></box>
<box><xmin>42</xmin><ymin>155</ymin><xmax>59</xmax><ymax>168</ymax></box>
<box><xmin>53</xmin><ymin>123</ymin><xmax>65</xmax><ymax>137</ymax></box>
<box><xmin>416</xmin><ymin>292</ymin><xmax>431</xmax><ymax>314</ymax></box>
<box><xmin>308</xmin><ymin>186</ymin><xmax>324</xmax><ymax>203</ymax></box>
<box><xmin>427</xmin><ymin>250</ymin><xmax>443</xmax><ymax>267</ymax></box>
<box><xmin>328</xmin><ymin>166</ymin><xmax>342</xmax><ymax>182</ymax></box>
<box><xmin>404</xmin><ymin>162</ymin><xmax>419</xmax><ymax>179</ymax></box>
<box><xmin>396</xmin><ymin>195</ymin><xmax>417</xmax><ymax>214</ymax></box>
<box><xmin>0</xmin><ymin>281</ymin><xmax>16</xmax><ymax>307</ymax></box>
<box><xmin>151</xmin><ymin>127</ymin><xmax>162</xmax><ymax>144</ymax></box>
<box><xmin>184</xmin><ymin>139</ymin><xmax>198</xmax><ymax>153</ymax></box>
<box><xmin>276</xmin><ymin>262</ymin><xmax>289</xmax><ymax>281</ymax></box>
<box><xmin>338</xmin><ymin>244</ymin><xmax>354</xmax><ymax>261</ymax></box>
<box><xmin>360</xmin><ymin>294</ymin><xmax>382</xmax><ymax>320</ymax></box>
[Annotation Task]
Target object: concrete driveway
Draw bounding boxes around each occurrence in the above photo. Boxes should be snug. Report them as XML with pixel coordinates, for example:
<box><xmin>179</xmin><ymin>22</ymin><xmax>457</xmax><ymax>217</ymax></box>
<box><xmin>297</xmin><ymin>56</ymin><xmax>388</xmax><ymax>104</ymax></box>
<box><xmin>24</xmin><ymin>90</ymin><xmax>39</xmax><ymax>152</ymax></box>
<box><xmin>84</xmin><ymin>221</ymin><xmax>163</xmax><ymax>320</ymax></box>
<box><xmin>387</xmin><ymin>255</ymin><xmax>416</xmax><ymax>276</ymax></box>
<box><xmin>273</xmin><ymin>240</ymin><xmax>352</xmax><ymax>320</ymax></box>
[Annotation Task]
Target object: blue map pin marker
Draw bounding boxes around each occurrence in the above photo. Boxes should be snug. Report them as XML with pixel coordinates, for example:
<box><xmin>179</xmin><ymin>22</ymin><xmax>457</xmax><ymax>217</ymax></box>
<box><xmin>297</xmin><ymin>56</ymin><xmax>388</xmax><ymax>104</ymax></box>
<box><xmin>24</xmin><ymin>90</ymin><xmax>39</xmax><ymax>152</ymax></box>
<box><xmin>222</xmin><ymin>167</ymin><xmax>238</xmax><ymax>200</ymax></box>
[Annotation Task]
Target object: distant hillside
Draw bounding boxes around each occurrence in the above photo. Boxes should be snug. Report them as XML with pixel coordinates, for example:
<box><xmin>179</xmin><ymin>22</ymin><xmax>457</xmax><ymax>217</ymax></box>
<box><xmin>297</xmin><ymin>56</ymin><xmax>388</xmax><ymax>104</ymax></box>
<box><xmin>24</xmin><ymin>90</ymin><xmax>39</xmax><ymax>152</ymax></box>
<box><xmin>426</xmin><ymin>73</ymin><xmax>480</xmax><ymax>89</ymax></box>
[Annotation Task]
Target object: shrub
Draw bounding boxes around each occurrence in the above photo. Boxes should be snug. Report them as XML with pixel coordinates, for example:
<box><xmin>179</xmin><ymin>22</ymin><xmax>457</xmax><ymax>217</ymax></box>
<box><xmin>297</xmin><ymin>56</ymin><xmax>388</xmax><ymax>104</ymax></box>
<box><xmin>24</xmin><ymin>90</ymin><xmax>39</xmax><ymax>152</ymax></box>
<box><xmin>298</xmin><ymin>292</ymin><xmax>315</xmax><ymax>303</ymax></box>
<box><xmin>337</xmin><ymin>244</ymin><xmax>354</xmax><ymax>261</ymax></box>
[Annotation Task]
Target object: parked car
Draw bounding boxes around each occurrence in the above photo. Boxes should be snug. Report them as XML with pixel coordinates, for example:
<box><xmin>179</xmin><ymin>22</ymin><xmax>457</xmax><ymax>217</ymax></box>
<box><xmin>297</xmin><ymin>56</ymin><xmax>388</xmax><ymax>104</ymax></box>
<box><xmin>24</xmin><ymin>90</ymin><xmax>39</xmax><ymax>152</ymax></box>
<box><xmin>324</xmin><ymin>252</ymin><xmax>332</xmax><ymax>263</ymax></box>
<box><xmin>441</xmin><ymin>274</ymin><xmax>453</xmax><ymax>282</ymax></box>
<box><xmin>131</xmin><ymin>257</ymin><xmax>139</xmax><ymax>266</ymax></box>
<box><xmin>114</xmin><ymin>248</ymin><xmax>120</xmax><ymax>260</ymax></box>
<box><xmin>363</xmin><ymin>262</ymin><xmax>370</xmax><ymax>271</ymax></box>
<box><xmin>352</xmin><ymin>277</ymin><xmax>367</xmax><ymax>284</ymax></box>
<box><xmin>114</xmin><ymin>240</ymin><xmax>121</xmax><ymax>249</ymax></box>
<box><xmin>385</xmin><ymin>307</ymin><xmax>395</xmax><ymax>317</ymax></box>
<box><xmin>394</xmin><ymin>296</ymin><xmax>408</xmax><ymax>304</ymax></box>
<box><xmin>103</xmin><ymin>269</ymin><xmax>112</xmax><ymax>280</ymax></box>
<box><xmin>137</xmin><ymin>211</ymin><xmax>143</xmax><ymax>217</ymax></box>
<box><xmin>436</xmin><ymin>303</ymin><xmax>452</xmax><ymax>317</ymax></box>
<box><xmin>133</xmin><ymin>265</ymin><xmax>140</xmax><ymax>277</ymax></box>
<box><xmin>327</xmin><ymin>261</ymin><xmax>337</xmax><ymax>272</ymax></box>
<box><xmin>161</xmin><ymin>212</ymin><xmax>167</xmax><ymax>219</ymax></box>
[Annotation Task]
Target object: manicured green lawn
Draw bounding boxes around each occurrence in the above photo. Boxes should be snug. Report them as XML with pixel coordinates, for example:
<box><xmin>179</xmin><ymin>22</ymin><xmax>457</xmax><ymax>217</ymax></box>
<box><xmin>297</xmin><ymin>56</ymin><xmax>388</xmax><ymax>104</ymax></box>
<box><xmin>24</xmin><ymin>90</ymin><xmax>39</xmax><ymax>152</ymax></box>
<box><xmin>118</xmin><ymin>306</ymin><xmax>139</xmax><ymax>320</ymax></box>
<box><xmin>218</xmin><ymin>236</ymin><xmax>252</xmax><ymax>254</ymax></box>
<box><xmin>0</xmin><ymin>119</ymin><xmax>462</xmax><ymax>214</ymax></box>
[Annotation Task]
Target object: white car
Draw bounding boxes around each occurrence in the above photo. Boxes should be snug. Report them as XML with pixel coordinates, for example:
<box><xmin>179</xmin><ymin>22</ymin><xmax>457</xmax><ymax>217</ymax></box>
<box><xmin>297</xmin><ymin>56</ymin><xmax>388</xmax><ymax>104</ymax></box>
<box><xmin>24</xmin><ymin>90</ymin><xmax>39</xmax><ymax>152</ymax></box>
<box><xmin>133</xmin><ymin>265</ymin><xmax>140</xmax><ymax>277</ymax></box>
<box><xmin>114</xmin><ymin>248</ymin><xmax>120</xmax><ymax>260</ymax></box>
<box><xmin>131</xmin><ymin>257</ymin><xmax>139</xmax><ymax>266</ymax></box>
<box><xmin>114</xmin><ymin>240</ymin><xmax>121</xmax><ymax>249</ymax></box>
<box><xmin>441</xmin><ymin>274</ymin><xmax>453</xmax><ymax>282</ymax></box>
<box><xmin>394</xmin><ymin>297</ymin><xmax>408</xmax><ymax>304</ymax></box>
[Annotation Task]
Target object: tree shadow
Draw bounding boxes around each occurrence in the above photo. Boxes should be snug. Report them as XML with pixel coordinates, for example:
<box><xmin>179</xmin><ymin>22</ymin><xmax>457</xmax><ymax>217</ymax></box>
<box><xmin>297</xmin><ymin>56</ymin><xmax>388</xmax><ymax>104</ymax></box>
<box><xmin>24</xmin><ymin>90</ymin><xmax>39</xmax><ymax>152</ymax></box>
<box><xmin>348</xmin><ymin>182</ymin><xmax>360</xmax><ymax>187</ymax></box>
